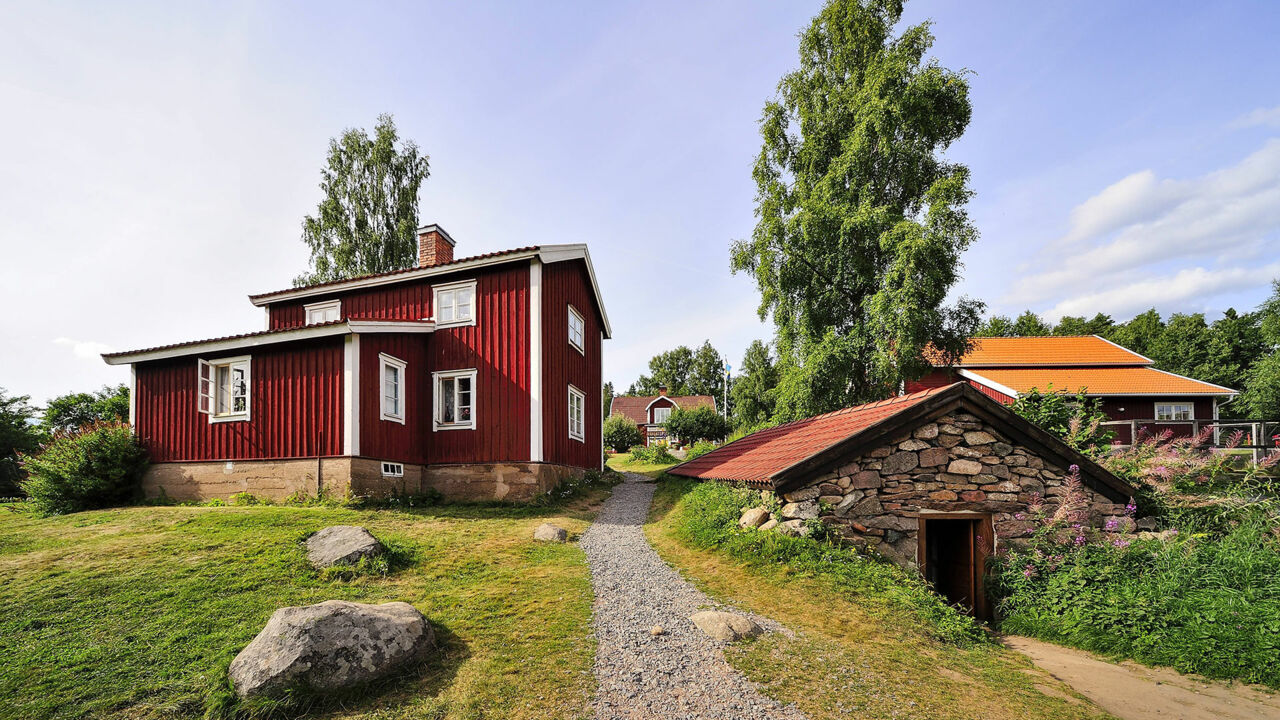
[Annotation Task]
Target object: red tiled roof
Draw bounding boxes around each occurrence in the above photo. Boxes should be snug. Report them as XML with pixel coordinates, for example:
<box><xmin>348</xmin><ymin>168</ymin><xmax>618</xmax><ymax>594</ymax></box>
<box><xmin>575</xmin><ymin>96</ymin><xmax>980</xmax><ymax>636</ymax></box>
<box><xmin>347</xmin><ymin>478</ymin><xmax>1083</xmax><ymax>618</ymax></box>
<box><xmin>609</xmin><ymin>394</ymin><xmax>716</xmax><ymax>425</ymax></box>
<box><xmin>248</xmin><ymin>247</ymin><xmax>541</xmax><ymax>302</ymax></box>
<box><xmin>668</xmin><ymin>385</ymin><xmax>952</xmax><ymax>486</ymax></box>
<box><xmin>948</xmin><ymin>336</ymin><xmax>1151</xmax><ymax>367</ymax></box>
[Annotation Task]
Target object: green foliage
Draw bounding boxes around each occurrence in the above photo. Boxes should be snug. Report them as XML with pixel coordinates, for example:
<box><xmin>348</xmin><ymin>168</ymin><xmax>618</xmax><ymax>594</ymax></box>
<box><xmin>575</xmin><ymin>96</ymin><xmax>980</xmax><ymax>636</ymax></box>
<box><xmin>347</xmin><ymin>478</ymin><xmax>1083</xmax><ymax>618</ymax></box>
<box><xmin>629</xmin><ymin>444</ymin><xmax>677</xmax><ymax>464</ymax></box>
<box><xmin>20</xmin><ymin>422</ymin><xmax>148</xmax><ymax>515</ymax></box>
<box><xmin>730</xmin><ymin>339</ymin><xmax>779</xmax><ymax>430</ymax></box>
<box><xmin>1241</xmin><ymin>351</ymin><xmax>1280</xmax><ymax>420</ymax></box>
<box><xmin>0</xmin><ymin>387</ymin><xmax>42</xmax><ymax>497</ymax></box>
<box><xmin>668</xmin><ymin>479</ymin><xmax>987</xmax><ymax>646</ymax></box>
<box><xmin>733</xmin><ymin>0</ymin><xmax>983</xmax><ymax>420</ymax></box>
<box><xmin>627</xmin><ymin>340</ymin><xmax>726</xmax><ymax>398</ymax></box>
<box><xmin>602</xmin><ymin>413</ymin><xmax>644</xmax><ymax>453</ymax></box>
<box><xmin>683</xmin><ymin>440</ymin><xmax>718</xmax><ymax>461</ymax></box>
<box><xmin>40</xmin><ymin>384</ymin><xmax>129</xmax><ymax>435</ymax></box>
<box><xmin>664</xmin><ymin>405</ymin><xmax>731</xmax><ymax>444</ymax></box>
<box><xmin>991</xmin><ymin>515</ymin><xmax>1280</xmax><ymax>686</ymax></box>
<box><xmin>295</xmin><ymin>114</ymin><xmax>431</xmax><ymax>286</ymax></box>
<box><xmin>602</xmin><ymin>381</ymin><xmax>615</xmax><ymax>419</ymax></box>
<box><xmin>1009</xmin><ymin>386</ymin><xmax>1115</xmax><ymax>456</ymax></box>
<box><xmin>533</xmin><ymin>468</ymin><xmax>622</xmax><ymax>506</ymax></box>
<box><xmin>1052</xmin><ymin>313</ymin><xmax>1114</xmax><ymax>337</ymax></box>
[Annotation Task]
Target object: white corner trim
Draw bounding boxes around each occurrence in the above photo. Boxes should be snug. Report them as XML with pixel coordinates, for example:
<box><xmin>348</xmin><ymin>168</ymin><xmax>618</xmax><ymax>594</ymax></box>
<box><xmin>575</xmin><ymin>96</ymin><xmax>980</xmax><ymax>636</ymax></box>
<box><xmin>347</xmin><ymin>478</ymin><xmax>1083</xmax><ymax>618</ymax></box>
<box><xmin>128</xmin><ymin>364</ymin><xmax>137</xmax><ymax>428</ymax></box>
<box><xmin>956</xmin><ymin>369</ymin><xmax>1022</xmax><ymax>400</ymax></box>
<box><xmin>343</xmin><ymin>335</ymin><xmax>360</xmax><ymax>456</ymax></box>
<box><xmin>529</xmin><ymin>259</ymin><xmax>544</xmax><ymax>461</ymax></box>
<box><xmin>379</xmin><ymin>352</ymin><xmax>407</xmax><ymax>424</ymax></box>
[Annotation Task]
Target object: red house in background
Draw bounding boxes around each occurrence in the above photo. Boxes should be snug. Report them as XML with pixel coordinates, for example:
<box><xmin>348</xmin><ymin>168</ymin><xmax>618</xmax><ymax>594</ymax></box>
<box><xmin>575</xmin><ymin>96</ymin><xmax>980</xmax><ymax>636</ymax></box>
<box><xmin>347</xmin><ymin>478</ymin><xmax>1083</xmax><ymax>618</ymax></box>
<box><xmin>609</xmin><ymin>389</ymin><xmax>716</xmax><ymax>446</ymax></box>
<box><xmin>907</xmin><ymin>336</ymin><xmax>1237</xmax><ymax>445</ymax></box>
<box><xmin>103</xmin><ymin>225</ymin><xmax>610</xmax><ymax>502</ymax></box>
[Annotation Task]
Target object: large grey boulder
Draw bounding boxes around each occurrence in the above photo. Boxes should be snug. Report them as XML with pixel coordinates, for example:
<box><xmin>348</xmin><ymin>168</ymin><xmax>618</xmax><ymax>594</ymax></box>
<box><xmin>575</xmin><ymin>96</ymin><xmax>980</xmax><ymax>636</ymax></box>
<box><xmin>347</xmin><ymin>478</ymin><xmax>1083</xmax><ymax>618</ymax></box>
<box><xmin>229</xmin><ymin>600</ymin><xmax>436</xmax><ymax>698</ymax></box>
<box><xmin>738</xmin><ymin>507</ymin><xmax>771</xmax><ymax>529</ymax></box>
<box><xmin>305</xmin><ymin>526</ymin><xmax>383</xmax><ymax>568</ymax></box>
<box><xmin>534</xmin><ymin>523</ymin><xmax>568</xmax><ymax>542</ymax></box>
<box><xmin>689</xmin><ymin>611</ymin><xmax>762</xmax><ymax>642</ymax></box>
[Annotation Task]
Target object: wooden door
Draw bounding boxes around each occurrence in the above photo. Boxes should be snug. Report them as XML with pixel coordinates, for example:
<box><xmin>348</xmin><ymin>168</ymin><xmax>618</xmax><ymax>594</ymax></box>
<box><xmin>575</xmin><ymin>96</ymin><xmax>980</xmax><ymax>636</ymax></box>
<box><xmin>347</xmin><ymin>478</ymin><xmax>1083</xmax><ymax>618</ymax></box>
<box><xmin>919</xmin><ymin>515</ymin><xmax>992</xmax><ymax>622</ymax></box>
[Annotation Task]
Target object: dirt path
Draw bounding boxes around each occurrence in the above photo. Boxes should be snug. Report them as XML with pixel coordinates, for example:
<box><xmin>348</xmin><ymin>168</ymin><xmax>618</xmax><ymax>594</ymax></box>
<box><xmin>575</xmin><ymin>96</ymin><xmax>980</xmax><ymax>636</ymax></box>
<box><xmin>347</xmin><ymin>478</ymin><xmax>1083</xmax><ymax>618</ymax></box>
<box><xmin>1005</xmin><ymin>636</ymin><xmax>1280</xmax><ymax>720</ymax></box>
<box><xmin>580</xmin><ymin>472</ymin><xmax>807</xmax><ymax>719</ymax></box>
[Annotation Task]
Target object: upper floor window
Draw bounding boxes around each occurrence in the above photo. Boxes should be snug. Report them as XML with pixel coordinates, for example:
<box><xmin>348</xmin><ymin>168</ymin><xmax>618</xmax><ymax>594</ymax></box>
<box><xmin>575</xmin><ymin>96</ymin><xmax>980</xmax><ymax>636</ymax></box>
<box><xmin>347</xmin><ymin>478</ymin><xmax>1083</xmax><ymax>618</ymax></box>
<box><xmin>434</xmin><ymin>368</ymin><xmax>477</xmax><ymax>430</ymax></box>
<box><xmin>568</xmin><ymin>305</ymin><xmax>585</xmax><ymax>354</ymax></box>
<box><xmin>380</xmin><ymin>353</ymin><xmax>407</xmax><ymax>424</ymax></box>
<box><xmin>197</xmin><ymin>355</ymin><xmax>250</xmax><ymax>423</ymax></box>
<box><xmin>568</xmin><ymin>385</ymin><xmax>585</xmax><ymax>442</ymax></box>
<box><xmin>1155</xmin><ymin>403</ymin><xmax>1193</xmax><ymax>421</ymax></box>
<box><xmin>652</xmin><ymin>406</ymin><xmax>672</xmax><ymax>424</ymax></box>
<box><xmin>304</xmin><ymin>299</ymin><xmax>341</xmax><ymax>325</ymax></box>
<box><xmin>434</xmin><ymin>280</ymin><xmax>476</xmax><ymax>327</ymax></box>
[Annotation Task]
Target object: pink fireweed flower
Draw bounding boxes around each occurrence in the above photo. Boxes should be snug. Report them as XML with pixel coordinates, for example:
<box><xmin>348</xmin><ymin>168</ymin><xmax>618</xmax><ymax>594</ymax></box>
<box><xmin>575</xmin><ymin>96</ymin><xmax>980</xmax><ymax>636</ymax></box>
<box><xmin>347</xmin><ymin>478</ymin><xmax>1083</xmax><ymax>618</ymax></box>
<box><xmin>1023</xmin><ymin>564</ymin><xmax>1037</xmax><ymax>579</ymax></box>
<box><xmin>1105</xmin><ymin>518</ymin><xmax>1120</xmax><ymax>532</ymax></box>
<box><xmin>1110</xmin><ymin>536</ymin><xmax>1131</xmax><ymax>549</ymax></box>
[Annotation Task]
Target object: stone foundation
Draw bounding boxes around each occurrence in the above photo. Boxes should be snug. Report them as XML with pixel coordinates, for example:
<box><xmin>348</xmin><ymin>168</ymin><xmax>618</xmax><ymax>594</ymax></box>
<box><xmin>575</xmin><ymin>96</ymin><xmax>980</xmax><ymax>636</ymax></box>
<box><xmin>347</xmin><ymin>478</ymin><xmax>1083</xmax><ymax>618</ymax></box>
<box><xmin>142</xmin><ymin>457</ymin><xmax>584</xmax><ymax>503</ymax></box>
<box><xmin>777</xmin><ymin>410</ymin><xmax>1131</xmax><ymax>566</ymax></box>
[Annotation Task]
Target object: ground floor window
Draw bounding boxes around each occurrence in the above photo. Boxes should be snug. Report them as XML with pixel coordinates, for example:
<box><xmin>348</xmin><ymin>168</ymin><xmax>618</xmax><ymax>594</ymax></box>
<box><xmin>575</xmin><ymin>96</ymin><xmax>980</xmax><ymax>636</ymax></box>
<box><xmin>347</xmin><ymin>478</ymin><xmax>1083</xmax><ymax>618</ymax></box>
<box><xmin>568</xmin><ymin>385</ymin><xmax>585</xmax><ymax>441</ymax></box>
<box><xmin>381</xmin><ymin>461</ymin><xmax>404</xmax><ymax>477</ymax></box>
<box><xmin>1155</xmin><ymin>402</ymin><xmax>1194</xmax><ymax>421</ymax></box>
<box><xmin>198</xmin><ymin>355</ymin><xmax>250</xmax><ymax>422</ymax></box>
<box><xmin>434</xmin><ymin>369</ymin><xmax>476</xmax><ymax>430</ymax></box>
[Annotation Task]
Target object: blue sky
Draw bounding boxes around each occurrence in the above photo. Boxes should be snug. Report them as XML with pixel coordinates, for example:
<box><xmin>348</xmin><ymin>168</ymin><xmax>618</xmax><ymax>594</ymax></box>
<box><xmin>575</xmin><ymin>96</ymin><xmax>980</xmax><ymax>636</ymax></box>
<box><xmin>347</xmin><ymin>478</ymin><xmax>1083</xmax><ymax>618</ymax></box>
<box><xmin>2</xmin><ymin>1</ymin><xmax>1278</xmax><ymax>404</ymax></box>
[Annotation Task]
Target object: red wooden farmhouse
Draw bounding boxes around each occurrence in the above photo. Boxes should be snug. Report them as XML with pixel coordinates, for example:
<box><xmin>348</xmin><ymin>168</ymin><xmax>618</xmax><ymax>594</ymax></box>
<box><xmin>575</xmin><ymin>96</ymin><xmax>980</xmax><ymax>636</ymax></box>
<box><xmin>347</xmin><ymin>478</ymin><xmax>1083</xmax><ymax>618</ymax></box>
<box><xmin>103</xmin><ymin>225</ymin><xmax>610</xmax><ymax>502</ymax></box>
<box><xmin>908</xmin><ymin>336</ymin><xmax>1238</xmax><ymax>445</ymax></box>
<box><xmin>608</xmin><ymin>388</ymin><xmax>716</xmax><ymax>446</ymax></box>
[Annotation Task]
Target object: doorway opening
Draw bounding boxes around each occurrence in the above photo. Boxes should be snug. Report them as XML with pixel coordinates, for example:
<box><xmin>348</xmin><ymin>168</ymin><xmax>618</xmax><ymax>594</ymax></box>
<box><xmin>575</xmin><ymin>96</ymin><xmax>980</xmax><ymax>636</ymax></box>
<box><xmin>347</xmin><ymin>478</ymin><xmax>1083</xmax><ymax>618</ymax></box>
<box><xmin>918</xmin><ymin>513</ymin><xmax>993</xmax><ymax>621</ymax></box>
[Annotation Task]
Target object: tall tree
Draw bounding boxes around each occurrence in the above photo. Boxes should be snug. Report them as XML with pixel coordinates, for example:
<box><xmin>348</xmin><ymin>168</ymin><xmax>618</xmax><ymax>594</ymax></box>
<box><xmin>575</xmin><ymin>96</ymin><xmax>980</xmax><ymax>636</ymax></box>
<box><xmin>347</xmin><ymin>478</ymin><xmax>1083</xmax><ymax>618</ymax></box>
<box><xmin>976</xmin><ymin>315</ymin><xmax>1015</xmax><ymax>337</ymax></box>
<box><xmin>1054</xmin><ymin>313</ymin><xmax>1113</xmax><ymax>336</ymax></box>
<box><xmin>1106</xmin><ymin>308</ymin><xmax>1163</xmax><ymax>357</ymax></box>
<box><xmin>732</xmin><ymin>0</ymin><xmax>982</xmax><ymax>419</ymax></box>
<box><xmin>1149</xmin><ymin>313</ymin><xmax>1211</xmax><ymax>379</ymax></box>
<box><xmin>1011</xmin><ymin>310</ymin><xmax>1052</xmax><ymax>336</ymax></box>
<box><xmin>601</xmin><ymin>381</ymin><xmax>615</xmax><ymax>419</ymax></box>
<box><xmin>731</xmin><ymin>340</ymin><xmax>779</xmax><ymax>429</ymax></box>
<box><xmin>0</xmin><ymin>388</ymin><xmax>42</xmax><ymax>497</ymax></box>
<box><xmin>41</xmin><ymin>384</ymin><xmax>129</xmax><ymax>434</ymax></box>
<box><xmin>688</xmin><ymin>341</ymin><xmax>727</xmax><ymax>401</ymax></box>
<box><xmin>628</xmin><ymin>341</ymin><xmax>726</xmax><ymax>398</ymax></box>
<box><xmin>295</xmin><ymin>114</ymin><xmax>431</xmax><ymax>286</ymax></box>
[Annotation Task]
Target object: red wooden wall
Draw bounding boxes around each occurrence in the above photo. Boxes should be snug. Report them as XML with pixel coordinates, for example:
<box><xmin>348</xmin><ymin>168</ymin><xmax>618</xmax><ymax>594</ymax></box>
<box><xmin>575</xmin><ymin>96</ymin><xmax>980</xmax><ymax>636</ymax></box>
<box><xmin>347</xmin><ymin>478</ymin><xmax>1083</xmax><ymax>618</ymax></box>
<box><xmin>647</xmin><ymin>397</ymin><xmax>675</xmax><ymax>424</ymax></box>
<box><xmin>359</xmin><ymin>334</ymin><xmax>430</xmax><ymax>465</ymax></box>
<box><xmin>268</xmin><ymin>282</ymin><xmax>433</xmax><ymax>328</ymax></box>
<box><xmin>133</xmin><ymin>337</ymin><xmax>344</xmax><ymax>462</ymax></box>
<box><xmin>542</xmin><ymin>260</ymin><xmax>603</xmax><ymax>469</ymax></box>
<box><xmin>905</xmin><ymin>369</ymin><xmax>957</xmax><ymax>395</ymax></box>
<box><xmin>1100</xmin><ymin>397</ymin><xmax>1215</xmax><ymax>444</ymax></box>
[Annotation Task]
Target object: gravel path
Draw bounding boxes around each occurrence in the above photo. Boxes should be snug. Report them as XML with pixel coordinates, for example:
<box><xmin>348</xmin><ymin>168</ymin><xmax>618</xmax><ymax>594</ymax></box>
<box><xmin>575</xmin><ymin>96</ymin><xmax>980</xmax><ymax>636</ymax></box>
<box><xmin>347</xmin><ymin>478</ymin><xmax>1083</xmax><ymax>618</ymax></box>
<box><xmin>580</xmin><ymin>473</ymin><xmax>807</xmax><ymax>719</ymax></box>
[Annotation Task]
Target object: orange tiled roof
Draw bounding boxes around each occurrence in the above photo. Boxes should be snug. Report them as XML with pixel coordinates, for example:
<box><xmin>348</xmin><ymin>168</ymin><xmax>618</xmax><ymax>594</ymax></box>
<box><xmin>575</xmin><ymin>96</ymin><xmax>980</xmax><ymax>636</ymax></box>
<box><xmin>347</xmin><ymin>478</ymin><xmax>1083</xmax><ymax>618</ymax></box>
<box><xmin>965</xmin><ymin>366</ymin><xmax>1236</xmax><ymax>397</ymax></box>
<box><xmin>951</xmin><ymin>336</ymin><xmax>1151</xmax><ymax>367</ymax></box>
<box><xmin>667</xmin><ymin>385</ymin><xmax>951</xmax><ymax>486</ymax></box>
<box><xmin>609</xmin><ymin>394</ymin><xmax>716</xmax><ymax>425</ymax></box>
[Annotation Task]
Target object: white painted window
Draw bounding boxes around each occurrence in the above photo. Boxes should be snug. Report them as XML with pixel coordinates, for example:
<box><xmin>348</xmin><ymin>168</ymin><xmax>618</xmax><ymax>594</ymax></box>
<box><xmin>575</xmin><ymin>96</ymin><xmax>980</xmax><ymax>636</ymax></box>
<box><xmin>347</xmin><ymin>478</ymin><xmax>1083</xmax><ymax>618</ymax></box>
<box><xmin>653</xmin><ymin>406</ymin><xmax>672</xmax><ymax>424</ymax></box>
<box><xmin>381</xmin><ymin>461</ymin><xmax>404</xmax><ymax>477</ymax></box>
<box><xmin>568</xmin><ymin>305</ymin><xmax>585</xmax><ymax>354</ymax></box>
<box><xmin>304</xmin><ymin>299</ymin><xmax>341</xmax><ymax>325</ymax></box>
<box><xmin>380</xmin><ymin>353</ymin><xmax>407</xmax><ymax>424</ymax></box>
<box><xmin>197</xmin><ymin>355</ymin><xmax>250</xmax><ymax>423</ymax></box>
<box><xmin>434</xmin><ymin>368</ymin><xmax>477</xmax><ymax>430</ymax></box>
<box><xmin>433</xmin><ymin>280</ymin><xmax>476</xmax><ymax>327</ymax></box>
<box><xmin>568</xmin><ymin>385</ymin><xmax>585</xmax><ymax>442</ymax></box>
<box><xmin>1155</xmin><ymin>403</ymin><xmax>1194</xmax><ymax>421</ymax></box>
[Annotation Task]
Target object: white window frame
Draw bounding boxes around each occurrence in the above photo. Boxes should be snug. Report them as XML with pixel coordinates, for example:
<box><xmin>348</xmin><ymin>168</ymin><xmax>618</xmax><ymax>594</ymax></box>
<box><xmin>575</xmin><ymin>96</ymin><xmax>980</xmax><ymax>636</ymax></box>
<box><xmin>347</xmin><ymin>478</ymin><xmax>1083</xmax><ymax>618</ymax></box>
<box><xmin>379</xmin><ymin>353</ymin><xmax>407</xmax><ymax>424</ymax></box>
<box><xmin>568</xmin><ymin>385</ymin><xmax>585</xmax><ymax>442</ymax></box>
<box><xmin>567</xmin><ymin>305</ymin><xmax>585</xmax><ymax>355</ymax></box>
<box><xmin>433</xmin><ymin>368</ymin><xmax>477</xmax><ymax>431</ymax></box>
<box><xmin>197</xmin><ymin>355</ymin><xmax>251</xmax><ymax>423</ymax></box>
<box><xmin>381</xmin><ymin>461</ymin><xmax>404</xmax><ymax>477</ymax></box>
<box><xmin>432</xmin><ymin>279</ymin><xmax>477</xmax><ymax>328</ymax></box>
<box><xmin>1154</xmin><ymin>402</ymin><xmax>1194</xmax><ymax>421</ymax></box>
<box><xmin>652</xmin><ymin>406</ymin><xmax>672</xmax><ymax>425</ymax></box>
<box><xmin>304</xmin><ymin>299</ymin><xmax>341</xmax><ymax>325</ymax></box>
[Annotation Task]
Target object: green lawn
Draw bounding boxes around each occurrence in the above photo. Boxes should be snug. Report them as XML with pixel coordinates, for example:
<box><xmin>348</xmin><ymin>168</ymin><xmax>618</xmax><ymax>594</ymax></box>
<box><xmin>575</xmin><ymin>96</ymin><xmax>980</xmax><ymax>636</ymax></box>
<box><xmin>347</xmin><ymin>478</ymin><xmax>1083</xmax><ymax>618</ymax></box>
<box><xmin>604</xmin><ymin>453</ymin><xmax>677</xmax><ymax>478</ymax></box>
<box><xmin>645</xmin><ymin>478</ymin><xmax>1116</xmax><ymax>720</ymax></box>
<box><xmin>0</xmin><ymin>496</ymin><xmax>604</xmax><ymax>720</ymax></box>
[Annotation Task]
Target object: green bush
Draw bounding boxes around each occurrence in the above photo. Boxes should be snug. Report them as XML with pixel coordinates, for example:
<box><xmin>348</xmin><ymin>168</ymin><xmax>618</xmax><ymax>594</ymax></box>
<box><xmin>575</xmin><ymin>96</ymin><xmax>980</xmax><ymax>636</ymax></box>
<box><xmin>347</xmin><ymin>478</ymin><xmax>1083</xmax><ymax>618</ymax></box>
<box><xmin>991</xmin><ymin>510</ymin><xmax>1280</xmax><ymax>686</ymax></box>
<box><xmin>664</xmin><ymin>405</ymin><xmax>731</xmax><ymax>443</ymax></box>
<box><xmin>629</xmin><ymin>443</ymin><xmax>677</xmax><ymax>464</ymax></box>
<box><xmin>603</xmin><ymin>413</ymin><xmax>643</xmax><ymax>453</ymax></box>
<box><xmin>684</xmin><ymin>440</ymin><xmax>718</xmax><ymax>461</ymax></box>
<box><xmin>20</xmin><ymin>422</ymin><xmax>148</xmax><ymax>515</ymax></box>
<box><xmin>669</xmin><ymin>479</ymin><xmax>987</xmax><ymax>646</ymax></box>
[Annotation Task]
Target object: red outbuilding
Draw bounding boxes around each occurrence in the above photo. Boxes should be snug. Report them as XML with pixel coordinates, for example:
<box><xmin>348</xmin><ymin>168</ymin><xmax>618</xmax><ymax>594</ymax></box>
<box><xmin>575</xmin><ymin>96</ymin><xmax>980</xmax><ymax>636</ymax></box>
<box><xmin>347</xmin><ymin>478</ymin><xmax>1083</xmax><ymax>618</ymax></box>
<box><xmin>104</xmin><ymin>225</ymin><xmax>610</xmax><ymax>502</ymax></box>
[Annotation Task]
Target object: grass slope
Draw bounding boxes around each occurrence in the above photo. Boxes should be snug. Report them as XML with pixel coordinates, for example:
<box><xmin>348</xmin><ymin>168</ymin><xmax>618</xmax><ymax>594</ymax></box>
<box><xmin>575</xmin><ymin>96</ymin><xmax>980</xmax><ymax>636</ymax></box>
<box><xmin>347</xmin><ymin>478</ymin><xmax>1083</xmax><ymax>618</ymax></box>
<box><xmin>645</xmin><ymin>478</ymin><xmax>1115</xmax><ymax>720</ymax></box>
<box><xmin>604</xmin><ymin>454</ymin><xmax>676</xmax><ymax>479</ymax></box>
<box><xmin>0</xmin><ymin>496</ymin><xmax>604</xmax><ymax>720</ymax></box>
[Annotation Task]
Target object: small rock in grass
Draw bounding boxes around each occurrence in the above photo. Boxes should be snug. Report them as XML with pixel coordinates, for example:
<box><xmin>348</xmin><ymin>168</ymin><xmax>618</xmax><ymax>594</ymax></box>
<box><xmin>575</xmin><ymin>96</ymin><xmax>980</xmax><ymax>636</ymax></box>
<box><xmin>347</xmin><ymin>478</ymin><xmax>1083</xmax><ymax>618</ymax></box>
<box><xmin>689</xmin><ymin>611</ymin><xmax>762</xmax><ymax>642</ymax></box>
<box><xmin>738</xmin><ymin>507</ymin><xmax>770</xmax><ymax>529</ymax></box>
<box><xmin>777</xmin><ymin>519</ymin><xmax>812</xmax><ymax>537</ymax></box>
<box><xmin>650</xmin><ymin>625</ymin><xmax>665</xmax><ymax>637</ymax></box>
<box><xmin>533</xmin><ymin>523</ymin><xmax>568</xmax><ymax>542</ymax></box>
<box><xmin>758</xmin><ymin>519</ymin><xmax>779</xmax><ymax>532</ymax></box>
<box><xmin>305</xmin><ymin>526</ymin><xmax>384</xmax><ymax>569</ymax></box>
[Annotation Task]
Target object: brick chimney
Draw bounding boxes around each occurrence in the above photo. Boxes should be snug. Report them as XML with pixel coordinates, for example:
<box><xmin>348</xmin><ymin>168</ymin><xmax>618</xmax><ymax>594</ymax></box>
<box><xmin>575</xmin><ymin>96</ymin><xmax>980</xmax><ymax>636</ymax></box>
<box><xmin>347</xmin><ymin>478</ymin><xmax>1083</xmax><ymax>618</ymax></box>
<box><xmin>658</xmin><ymin>386</ymin><xmax>668</xmax><ymax>396</ymax></box>
<box><xmin>417</xmin><ymin>224</ymin><xmax>455</xmax><ymax>267</ymax></box>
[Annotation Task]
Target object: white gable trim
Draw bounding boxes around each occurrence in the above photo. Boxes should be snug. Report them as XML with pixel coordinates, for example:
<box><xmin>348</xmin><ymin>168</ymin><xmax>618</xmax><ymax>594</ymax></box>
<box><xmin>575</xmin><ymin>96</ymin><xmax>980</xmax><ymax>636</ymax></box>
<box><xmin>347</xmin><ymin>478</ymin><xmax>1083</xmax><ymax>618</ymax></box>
<box><xmin>956</xmin><ymin>369</ymin><xmax>1022</xmax><ymax>399</ymax></box>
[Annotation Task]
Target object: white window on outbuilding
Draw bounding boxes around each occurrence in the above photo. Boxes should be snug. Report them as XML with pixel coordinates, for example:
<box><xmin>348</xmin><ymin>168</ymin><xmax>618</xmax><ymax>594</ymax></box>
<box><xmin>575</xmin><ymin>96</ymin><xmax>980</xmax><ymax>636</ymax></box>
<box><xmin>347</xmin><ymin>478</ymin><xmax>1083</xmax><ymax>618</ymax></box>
<box><xmin>304</xmin><ymin>299</ymin><xmax>341</xmax><ymax>325</ymax></box>
<box><xmin>568</xmin><ymin>385</ymin><xmax>585</xmax><ymax>442</ymax></box>
<box><xmin>380</xmin><ymin>353</ymin><xmax>407</xmax><ymax>424</ymax></box>
<box><xmin>433</xmin><ymin>280</ymin><xmax>477</xmax><ymax>327</ymax></box>
<box><xmin>568</xmin><ymin>305</ymin><xmax>585</xmax><ymax>354</ymax></box>
<box><xmin>434</xmin><ymin>368</ymin><xmax>477</xmax><ymax>430</ymax></box>
<box><xmin>652</xmin><ymin>406</ymin><xmax>672</xmax><ymax>424</ymax></box>
<box><xmin>198</xmin><ymin>355</ymin><xmax>251</xmax><ymax>423</ymax></box>
<box><xmin>1155</xmin><ymin>402</ymin><xmax>1194</xmax><ymax>421</ymax></box>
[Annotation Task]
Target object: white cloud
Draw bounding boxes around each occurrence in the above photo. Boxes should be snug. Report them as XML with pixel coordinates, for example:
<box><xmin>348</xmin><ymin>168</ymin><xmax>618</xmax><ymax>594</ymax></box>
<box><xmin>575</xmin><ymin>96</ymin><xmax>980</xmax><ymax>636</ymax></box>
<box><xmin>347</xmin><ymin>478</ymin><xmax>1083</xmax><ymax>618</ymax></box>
<box><xmin>1230</xmin><ymin>106</ymin><xmax>1280</xmax><ymax>129</ymax></box>
<box><xmin>1007</xmin><ymin>139</ymin><xmax>1280</xmax><ymax>318</ymax></box>
<box><xmin>53</xmin><ymin>337</ymin><xmax>113</xmax><ymax>361</ymax></box>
